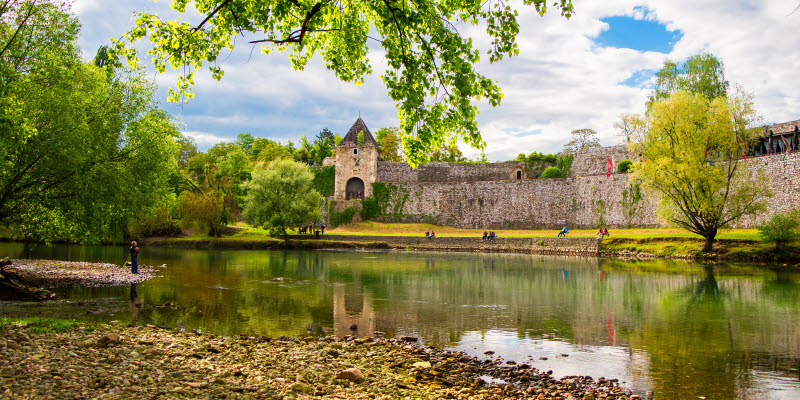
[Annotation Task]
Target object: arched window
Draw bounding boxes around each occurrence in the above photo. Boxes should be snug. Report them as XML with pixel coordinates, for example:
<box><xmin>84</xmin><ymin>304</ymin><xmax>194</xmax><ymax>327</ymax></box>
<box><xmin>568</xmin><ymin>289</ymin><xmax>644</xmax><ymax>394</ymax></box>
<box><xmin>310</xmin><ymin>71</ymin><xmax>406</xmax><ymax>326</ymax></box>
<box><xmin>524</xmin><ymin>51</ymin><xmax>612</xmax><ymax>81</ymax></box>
<box><xmin>516</xmin><ymin>170</ymin><xmax>522</xmax><ymax>180</ymax></box>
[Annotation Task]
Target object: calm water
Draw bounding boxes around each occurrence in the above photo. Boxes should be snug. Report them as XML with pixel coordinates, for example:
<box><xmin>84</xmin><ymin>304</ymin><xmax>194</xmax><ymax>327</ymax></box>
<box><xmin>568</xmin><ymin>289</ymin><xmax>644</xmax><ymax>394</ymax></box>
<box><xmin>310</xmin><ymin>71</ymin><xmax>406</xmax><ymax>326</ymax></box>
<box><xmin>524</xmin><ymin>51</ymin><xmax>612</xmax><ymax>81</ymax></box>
<box><xmin>1</xmin><ymin>243</ymin><xmax>800</xmax><ymax>399</ymax></box>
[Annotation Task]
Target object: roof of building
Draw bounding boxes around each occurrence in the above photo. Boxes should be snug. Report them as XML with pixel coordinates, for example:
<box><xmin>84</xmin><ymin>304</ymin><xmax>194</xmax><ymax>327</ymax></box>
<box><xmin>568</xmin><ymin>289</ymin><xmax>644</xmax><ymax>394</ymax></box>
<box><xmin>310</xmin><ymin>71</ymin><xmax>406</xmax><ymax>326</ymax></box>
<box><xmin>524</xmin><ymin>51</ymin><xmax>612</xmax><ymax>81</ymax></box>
<box><xmin>767</xmin><ymin>120</ymin><xmax>800</xmax><ymax>135</ymax></box>
<box><xmin>340</xmin><ymin>117</ymin><xmax>379</xmax><ymax>147</ymax></box>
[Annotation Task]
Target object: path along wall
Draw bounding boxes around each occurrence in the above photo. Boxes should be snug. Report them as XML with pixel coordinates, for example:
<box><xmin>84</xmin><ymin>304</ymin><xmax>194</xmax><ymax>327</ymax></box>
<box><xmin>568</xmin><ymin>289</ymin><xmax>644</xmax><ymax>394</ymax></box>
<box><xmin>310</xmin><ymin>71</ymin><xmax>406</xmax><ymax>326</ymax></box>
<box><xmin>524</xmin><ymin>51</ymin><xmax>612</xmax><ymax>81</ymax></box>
<box><xmin>371</xmin><ymin>151</ymin><xmax>800</xmax><ymax>229</ymax></box>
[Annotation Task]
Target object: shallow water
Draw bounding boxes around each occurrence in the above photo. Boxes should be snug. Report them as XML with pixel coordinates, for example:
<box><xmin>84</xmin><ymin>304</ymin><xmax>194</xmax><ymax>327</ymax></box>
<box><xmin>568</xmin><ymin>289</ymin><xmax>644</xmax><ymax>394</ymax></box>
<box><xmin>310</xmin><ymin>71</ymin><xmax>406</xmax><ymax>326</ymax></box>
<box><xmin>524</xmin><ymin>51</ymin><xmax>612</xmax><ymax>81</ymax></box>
<box><xmin>1</xmin><ymin>242</ymin><xmax>799</xmax><ymax>399</ymax></box>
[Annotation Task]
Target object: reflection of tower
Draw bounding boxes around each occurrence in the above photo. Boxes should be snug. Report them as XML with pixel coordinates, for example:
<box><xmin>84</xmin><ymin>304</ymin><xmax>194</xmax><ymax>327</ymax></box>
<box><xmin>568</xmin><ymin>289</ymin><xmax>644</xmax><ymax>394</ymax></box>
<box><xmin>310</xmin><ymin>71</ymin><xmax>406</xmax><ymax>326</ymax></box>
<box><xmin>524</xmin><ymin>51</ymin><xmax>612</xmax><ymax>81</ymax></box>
<box><xmin>332</xmin><ymin>285</ymin><xmax>375</xmax><ymax>337</ymax></box>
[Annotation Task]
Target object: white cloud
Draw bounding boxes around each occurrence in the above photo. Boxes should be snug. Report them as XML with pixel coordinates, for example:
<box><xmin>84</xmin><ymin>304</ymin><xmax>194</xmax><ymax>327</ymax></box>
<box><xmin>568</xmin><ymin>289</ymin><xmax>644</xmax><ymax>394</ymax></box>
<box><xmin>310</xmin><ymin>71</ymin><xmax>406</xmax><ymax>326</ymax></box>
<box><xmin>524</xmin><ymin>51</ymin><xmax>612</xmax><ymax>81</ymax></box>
<box><xmin>72</xmin><ymin>0</ymin><xmax>800</xmax><ymax>160</ymax></box>
<box><xmin>183</xmin><ymin>131</ymin><xmax>230</xmax><ymax>150</ymax></box>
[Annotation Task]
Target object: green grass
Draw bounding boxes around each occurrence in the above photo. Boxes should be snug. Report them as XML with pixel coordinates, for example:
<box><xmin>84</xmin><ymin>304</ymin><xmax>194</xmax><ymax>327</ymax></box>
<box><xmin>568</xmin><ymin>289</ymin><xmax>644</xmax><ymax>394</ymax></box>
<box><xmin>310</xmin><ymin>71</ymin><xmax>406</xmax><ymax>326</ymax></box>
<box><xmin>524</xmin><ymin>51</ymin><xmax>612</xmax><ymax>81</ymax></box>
<box><xmin>0</xmin><ymin>317</ymin><xmax>81</xmax><ymax>334</ymax></box>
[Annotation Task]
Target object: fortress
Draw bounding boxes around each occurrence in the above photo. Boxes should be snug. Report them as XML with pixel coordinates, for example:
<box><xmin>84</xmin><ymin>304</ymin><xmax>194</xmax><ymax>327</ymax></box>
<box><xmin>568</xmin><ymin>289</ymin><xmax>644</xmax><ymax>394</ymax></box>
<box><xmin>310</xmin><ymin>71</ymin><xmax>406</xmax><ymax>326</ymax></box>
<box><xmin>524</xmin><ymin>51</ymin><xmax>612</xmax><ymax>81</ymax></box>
<box><xmin>323</xmin><ymin>118</ymin><xmax>800</xmax><ymax>229</ymax></box>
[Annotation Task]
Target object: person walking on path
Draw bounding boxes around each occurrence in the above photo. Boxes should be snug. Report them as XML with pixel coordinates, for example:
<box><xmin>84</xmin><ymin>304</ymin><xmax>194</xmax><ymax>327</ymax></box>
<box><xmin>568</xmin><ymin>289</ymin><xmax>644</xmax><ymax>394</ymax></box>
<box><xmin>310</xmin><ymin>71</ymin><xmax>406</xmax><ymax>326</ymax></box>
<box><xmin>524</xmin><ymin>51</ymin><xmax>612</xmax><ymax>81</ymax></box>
<box><xmin>129</xmin><ymin>241</ymin><xmax>139</xmax><ymax>274</ymax></box>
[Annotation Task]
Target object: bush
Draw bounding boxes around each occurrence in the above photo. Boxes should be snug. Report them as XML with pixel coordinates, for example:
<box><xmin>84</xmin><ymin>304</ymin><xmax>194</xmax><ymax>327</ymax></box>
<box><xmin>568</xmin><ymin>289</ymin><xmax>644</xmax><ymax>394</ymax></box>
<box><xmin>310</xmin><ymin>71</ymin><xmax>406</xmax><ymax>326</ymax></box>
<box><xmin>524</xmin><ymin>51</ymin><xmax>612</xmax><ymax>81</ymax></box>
<box><xmin>330</xmin><ymin>207</ymin><xmax>356</xmax><ymax>227</ymax></box>
<box><xmin>311</xmin><ymin>165</ymin><xmax>335</xmax><ymax>197</ymax></box>
<box><xmin>617</xmin><ymin>159</ymin><xmax>633</xmax><ymax>173</ymax></box>
<box><xmin>130</xmin><ymin>207</ymin><xmax>182</xmax><ymax>237</ymax></box>
<box><xmin>758</xmin><ymin>210</ymin><xmax>800</xmax><ymax>249</ymax></box>
<box><xmin>361</xmin><ymin>198</ymin><xmax>381</xmax><ymax>220</ymax></box>
<box><xmin>540</xmin><ymin>166</ymin><xmax>562</xmax><ymax>179</ymax></box>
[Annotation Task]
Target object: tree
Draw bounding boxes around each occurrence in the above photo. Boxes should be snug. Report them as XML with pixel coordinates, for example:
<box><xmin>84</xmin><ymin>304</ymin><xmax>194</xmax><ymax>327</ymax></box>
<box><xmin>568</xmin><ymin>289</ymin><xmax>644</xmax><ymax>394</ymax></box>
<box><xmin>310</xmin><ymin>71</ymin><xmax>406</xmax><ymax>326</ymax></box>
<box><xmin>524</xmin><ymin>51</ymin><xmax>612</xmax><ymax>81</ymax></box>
<box><xmin>243</xmin><ymin>159</ymin><xmax>322</xmax><ymax>239</ymax></box>
<box><xmin>112</xmin><ymin>0</ymin><xmax>574</xmax><ymax>166</ymax></box>
<box><xmin>758</xmin><ymin>210</ymin><xmax>800</xmax><ymax>251</ymax></box>
<box><xmin>235</xmin><ymin>133</ymin><xmax>255</xmax><ymax>156</ymax></box>
<box><xmin>176</xmin><ymin>189</ymin><xmax>230</xmax><ymax>237</ymax></box>
<box><xmin>564</xmin><ymin>129</ymin><xmax>601</xmax><ymax>152</ymax></box>
<box><xmin>633</xmin><ymin>90</ymin><xmax>772</xmax><ymax>252</ymax></box>
<box><xmin>614</xmin><ymin>113</ymin><xmax>646</xmax><ymax>145</ymax></box>
<box><xmin>177</xmin><ymin>135</ymin><xmax>199</xmax><ymax>169</ymax></box>
<box><xmin>649</xmin><ymin>52</ymin><xmax>729</xmax><ymax>105</ymax></box>
<box><xmin>428</xmin><ymin>141</ymin><xmax>467</xmax><ymax>163</ymax></box>
<box><xmin>0</xmin><ymin>2</ymin><xmax>180</xmax><ymax>243</ymax></box>
<box><xmin>375</xmin><ymin>127</ymin><xmax>404</xmax><ymax>162</ymax></box>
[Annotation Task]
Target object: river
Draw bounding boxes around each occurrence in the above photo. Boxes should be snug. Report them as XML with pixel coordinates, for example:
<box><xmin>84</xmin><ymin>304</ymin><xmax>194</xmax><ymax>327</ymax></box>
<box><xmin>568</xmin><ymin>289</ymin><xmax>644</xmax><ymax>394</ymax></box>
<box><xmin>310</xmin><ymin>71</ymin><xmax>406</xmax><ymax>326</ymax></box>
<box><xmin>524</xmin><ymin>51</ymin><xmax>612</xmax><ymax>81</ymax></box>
<box><xmin>1</xmin><ymin>242</ymin><xmax>799</xmax><ymax>399</ymax></box>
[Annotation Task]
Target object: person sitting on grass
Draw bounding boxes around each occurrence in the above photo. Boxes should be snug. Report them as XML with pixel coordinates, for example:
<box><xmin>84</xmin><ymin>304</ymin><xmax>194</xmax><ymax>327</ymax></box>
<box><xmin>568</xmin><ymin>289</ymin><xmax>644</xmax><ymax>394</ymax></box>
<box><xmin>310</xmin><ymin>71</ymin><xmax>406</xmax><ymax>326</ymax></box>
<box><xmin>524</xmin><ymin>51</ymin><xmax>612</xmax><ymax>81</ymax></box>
<box><xmin>558</xmin><ymin>227</ymin><xmax>568</xmax><ymax>237</ymax></box>
<box><xmin>482</xmin><ymin>231</ymin><xmax>488</xmax><ymax>241</ymax></box>
<box><xmin>603</xmin><ymin>228</ymin><xmax>610</xmax><ymax>236</ymax></box>
<box><xmin>429</xmin><ymin>231</ymin><xmax>436</xmax><ymax>239</ymax></box>
<box><xmin>425</xmin><ymin>231</ymin><xmax>430</xmax><ymax>238</ymax></box>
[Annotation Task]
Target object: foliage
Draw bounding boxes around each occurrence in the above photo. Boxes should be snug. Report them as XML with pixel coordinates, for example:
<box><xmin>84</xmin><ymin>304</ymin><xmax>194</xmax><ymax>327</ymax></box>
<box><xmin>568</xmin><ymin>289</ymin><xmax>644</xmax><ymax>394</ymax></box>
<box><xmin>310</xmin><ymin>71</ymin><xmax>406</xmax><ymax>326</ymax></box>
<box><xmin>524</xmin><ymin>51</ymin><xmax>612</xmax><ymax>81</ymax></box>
<box><xmin>112</xmin><ymin>0</ymin><xmax>574</xmax><ymax>166</ymax></box>
<box><xmin>311</xmin><ymin>165</ymin><xmax>336</xmax><ymax>197</ymax></box>
<box><xmin>371</xmin><ymin>182</ymin><xmax>410</xmax><ymax>215</ymax></box>
<box><xmin>243</xmin><ymin>159</ymin><xmax>322</xmax><ymax>238</ymax></box>
<box><xmin>254</xmin><ymin>139</ymin><xmax>294</xmax><ymax>163</ymax></box>
<box><xmin>177</xmin><ymin>189</ymin><xmax>231</xmax><ymax>237</ymax></box>
<box><xmin>633</xmin><ymin>90</ymin><xmax>772</xmax><ymax>252</ymax></box>
<box><xmin>130</xmin><ymin>206</ymin><xmax>183</xmax><ymax>238</ymax></box>
<box><xmin>0</xmin><ymin>318</ymin><xmax>80</xmax><ymax>334</ymax></box>
<box><xmin>360</xmin><ymin>197</ymin><xmax>381</xmax><ymax>220</ymax></box>
<box><xmin>594</xmin><ymin>199</ymin><xmax>607</xmax><ymax>228</ymax></box>
<box><xmin>235</xmin><ymin>133</ymin><xmax>256</xmax><ymax>157</ymax></box>
<box><xmin>357</xmin><ymin>131</ymin><xmax>364</xmax><ymax>146</ymax></box>
<box><xmin>427</xmin><ymin>142</ymin><xmax>467</xmax><ymax>163</ymax></box>
<box><xmin>515</xmin><ymin>152</ymin><xmax>558</xmax><ymax>177</ymax></box>
<box><xmin>758</xmin><ymin>210</ymin><xmax>800</xmax><ymax>250</ymax></box>
<box><xmin>617</xmin><ymin>160</ymin><xmax>633</xmax><ymax>173</ymax></box>
<box><xmin>540</xmin><ymin>167</ymin><xmax>563</xmax><ymax>179</ymax></box>
<box><xmin>177</xmin><ymin>135</ymin><xmax>199</xmax><ymax>169</ymax></box>
<box><xmin>557</xmin><ymin>153</ymin><xmax>574</xmax><ymax>178</ymax></box>
<box><xmin>375</xmin><ymin>127</ymin><xmax>404</xmax><ymax>162</ymax></box>
<box><xmin>620</xmin><ymin>183</ymin><xmax>644</xmax><ymax>228</ymax></box>
<box><xmin>650</xmin><ymin>52</ymin><xmax>729</xmax><ymax>106</ymax></box>
<box><xmin>614</xmin><ymin>113</ymin><xmax>647</xmax><ymax>144</ymax></box>
<box><xmin>564</xmin><ymin>129</ymin><xmax>600</xmax><ymax>152</ymax></box>
<box><xmin>0</xmin><ymin>2</ymin><xmax>181</xmax><ymax>243</ymax></box>
<box><xmin>329</xmin><ymin>206</ymin><xmax>357</xmax><ymax>227</ymax></box>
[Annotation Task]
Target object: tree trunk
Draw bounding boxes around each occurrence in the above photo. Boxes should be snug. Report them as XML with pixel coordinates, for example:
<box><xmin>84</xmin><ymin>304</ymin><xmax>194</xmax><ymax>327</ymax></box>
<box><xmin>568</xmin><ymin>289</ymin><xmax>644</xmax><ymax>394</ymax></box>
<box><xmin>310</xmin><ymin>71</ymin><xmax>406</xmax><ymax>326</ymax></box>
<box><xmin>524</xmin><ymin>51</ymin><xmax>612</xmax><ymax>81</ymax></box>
<box><xmin>702</xmin><ymin>236</ymin><xmax>714</xmax><ymax>252</ymax></box>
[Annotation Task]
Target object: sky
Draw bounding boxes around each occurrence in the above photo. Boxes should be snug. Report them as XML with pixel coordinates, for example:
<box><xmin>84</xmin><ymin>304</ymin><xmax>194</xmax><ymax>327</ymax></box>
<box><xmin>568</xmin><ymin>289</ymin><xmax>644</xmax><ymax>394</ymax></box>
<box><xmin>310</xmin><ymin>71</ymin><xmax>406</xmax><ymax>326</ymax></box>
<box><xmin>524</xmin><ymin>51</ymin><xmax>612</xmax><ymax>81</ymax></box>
<box><xmin>72</xmin><ymin>0</ymin><xmax>800</xmax><ymax>160</ymax></box>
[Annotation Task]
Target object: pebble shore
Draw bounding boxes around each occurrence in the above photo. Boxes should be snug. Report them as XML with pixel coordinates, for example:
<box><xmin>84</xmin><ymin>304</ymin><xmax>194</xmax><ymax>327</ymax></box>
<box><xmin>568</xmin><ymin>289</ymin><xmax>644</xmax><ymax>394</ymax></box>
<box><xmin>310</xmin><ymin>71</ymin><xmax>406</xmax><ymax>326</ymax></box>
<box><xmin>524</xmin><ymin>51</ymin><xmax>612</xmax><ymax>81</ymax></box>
<box><xmin>5</xmin><ymin>259</ymin><xmax>158</xmax><ymax>288</ymax></box>
<box><xmin>0</xmin><ymin>323</ymin><xmax>637</xmax><ymax>400</ymax></box>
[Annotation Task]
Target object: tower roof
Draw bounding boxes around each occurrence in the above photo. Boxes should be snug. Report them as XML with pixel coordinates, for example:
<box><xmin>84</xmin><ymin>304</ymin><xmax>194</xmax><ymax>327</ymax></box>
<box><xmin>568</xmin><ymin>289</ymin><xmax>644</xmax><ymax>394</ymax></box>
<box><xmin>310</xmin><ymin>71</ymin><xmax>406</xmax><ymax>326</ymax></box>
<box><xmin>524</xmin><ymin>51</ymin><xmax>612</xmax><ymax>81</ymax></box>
<box><xmin>340</xmin><ymin>117</ymin><xmax>379</xmax><ymax>147</ymax></box>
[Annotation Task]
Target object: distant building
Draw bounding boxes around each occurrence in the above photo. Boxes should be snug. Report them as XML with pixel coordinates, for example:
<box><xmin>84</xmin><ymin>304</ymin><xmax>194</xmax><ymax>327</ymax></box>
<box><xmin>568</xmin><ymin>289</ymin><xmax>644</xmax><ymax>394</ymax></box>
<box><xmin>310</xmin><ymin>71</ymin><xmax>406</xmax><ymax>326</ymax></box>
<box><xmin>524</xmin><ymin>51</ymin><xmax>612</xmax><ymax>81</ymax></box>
<box><xmin>751</xmin><ymin>120</ymin><xmax>800</xmax><ymax>156</ymax></box>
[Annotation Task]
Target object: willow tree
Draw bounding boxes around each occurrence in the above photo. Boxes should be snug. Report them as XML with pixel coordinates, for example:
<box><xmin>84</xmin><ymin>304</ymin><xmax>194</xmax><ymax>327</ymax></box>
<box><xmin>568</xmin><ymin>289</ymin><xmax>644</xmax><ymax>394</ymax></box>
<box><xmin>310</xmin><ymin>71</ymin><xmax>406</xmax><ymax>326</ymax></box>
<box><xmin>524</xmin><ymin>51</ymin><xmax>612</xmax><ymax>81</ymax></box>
<box><xmin>111</xmin><ymin>0</ymin><xmax>574</xmax><ymax>165</ymax></box>
<box><xmin>634</xmin><ymin>90</ymin><xmax>771</xmax><ymax>252</ymax></box>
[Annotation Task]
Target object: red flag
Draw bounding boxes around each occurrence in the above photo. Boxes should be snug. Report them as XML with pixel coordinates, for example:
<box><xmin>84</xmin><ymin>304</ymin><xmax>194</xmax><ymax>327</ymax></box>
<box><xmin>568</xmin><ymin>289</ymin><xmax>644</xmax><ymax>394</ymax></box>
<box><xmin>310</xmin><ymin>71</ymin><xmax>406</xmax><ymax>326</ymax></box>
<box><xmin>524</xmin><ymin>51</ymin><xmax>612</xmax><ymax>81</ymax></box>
<box><xmin>606</xmin><ymin>157</ymin><xmax>613</xmax><ymax>179</ymax></box>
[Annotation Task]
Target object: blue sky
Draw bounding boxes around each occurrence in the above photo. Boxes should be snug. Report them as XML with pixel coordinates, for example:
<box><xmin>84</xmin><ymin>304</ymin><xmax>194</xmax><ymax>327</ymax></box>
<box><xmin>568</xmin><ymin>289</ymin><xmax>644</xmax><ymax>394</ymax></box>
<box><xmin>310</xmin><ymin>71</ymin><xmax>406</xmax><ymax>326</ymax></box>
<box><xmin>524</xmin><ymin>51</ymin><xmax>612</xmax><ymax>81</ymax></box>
<box><xmin>72</xmin><ymin>1</ymin><xmax>800</xmax><ymax>159</ymax></box>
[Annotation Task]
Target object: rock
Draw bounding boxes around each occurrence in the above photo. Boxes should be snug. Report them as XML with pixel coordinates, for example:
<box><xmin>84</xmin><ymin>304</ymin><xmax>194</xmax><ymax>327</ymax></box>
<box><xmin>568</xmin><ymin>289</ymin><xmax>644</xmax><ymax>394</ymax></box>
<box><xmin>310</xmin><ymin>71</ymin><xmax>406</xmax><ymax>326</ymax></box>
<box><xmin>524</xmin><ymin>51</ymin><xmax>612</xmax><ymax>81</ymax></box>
<box><xmin>400</xmin><ymin>336</ymin><xmax>418</xmax><ymax>342</ymax></box>
<box><xmin>97</xmin><ymin>334</ymin><xmax>120</xmax><ymax>348</ymax></box>
<box><xmin>289</xmin><ymin>382</ymin><xmax>312</xmax><ymax>392</ymax></box>
<box><xmin>87</xmin><ymin>377</ymin><xmax>106</xmax><ymax>389</ymax></box>
<box><xmin>186</xmin><ymin>382</ymin><xmax>208</xmax><ymax>389</ymax></box>
<box><xmin>411</xmin><ymin>361</ymin><xmax>431</xmax><ymax>369</ymax></box>
<box><xmin>484</xmin><ymin>350</ymin><xmax>495</xmax><ymax>356</ymax></box>
<box><xmin>539</xmin><ymin>357</ymin><xmax>548</xmax><ymax>360</ymax></box>
<box><xmin>336</xmin><ymin>368</ymin><xmax>363</xmax><ymax>382</ymax></box>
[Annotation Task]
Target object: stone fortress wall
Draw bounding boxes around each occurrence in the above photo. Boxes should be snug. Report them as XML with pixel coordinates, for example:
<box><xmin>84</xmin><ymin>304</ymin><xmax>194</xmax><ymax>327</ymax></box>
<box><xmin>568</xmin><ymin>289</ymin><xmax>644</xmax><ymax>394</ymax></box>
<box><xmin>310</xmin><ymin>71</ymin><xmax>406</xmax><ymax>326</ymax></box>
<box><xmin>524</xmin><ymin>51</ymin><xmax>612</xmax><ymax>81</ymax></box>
<box><xmin>364</xmin><ymin>146</ymin><xmax>800</xmax><ymax>229</ymax></box>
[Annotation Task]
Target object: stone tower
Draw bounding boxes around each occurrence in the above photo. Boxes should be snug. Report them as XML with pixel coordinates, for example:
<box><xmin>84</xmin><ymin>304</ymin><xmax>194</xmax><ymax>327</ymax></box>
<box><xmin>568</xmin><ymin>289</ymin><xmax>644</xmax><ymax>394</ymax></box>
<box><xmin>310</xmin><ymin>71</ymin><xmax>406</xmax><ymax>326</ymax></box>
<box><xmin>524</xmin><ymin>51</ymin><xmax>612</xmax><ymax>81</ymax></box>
<box><xmin>334</xmin><ymin>117</ymin><xmax>382</xmax><ymax>200</ymax></box>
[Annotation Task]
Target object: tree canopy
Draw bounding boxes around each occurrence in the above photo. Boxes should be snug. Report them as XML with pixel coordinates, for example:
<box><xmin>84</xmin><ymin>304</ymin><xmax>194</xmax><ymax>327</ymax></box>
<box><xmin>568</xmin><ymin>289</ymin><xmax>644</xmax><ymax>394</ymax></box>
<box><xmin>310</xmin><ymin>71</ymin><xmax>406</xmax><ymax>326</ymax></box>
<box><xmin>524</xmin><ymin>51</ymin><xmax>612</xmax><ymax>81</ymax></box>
<box><xmin>242</xmin><ymin>159</ymin><xmax>322</xmax><ymax>239</ymax></box>
<box><xmin>112</xmin><ymin>0</ymin><xmax>574</xmax><ymax>166</ymax></box>
<box><xmin>649</xmin><ymin>52</ymin><xmax>729</xmax><ymax>105</ymax></box>
<box><xmin>375</xmin><ymin>127</ymin><xmax>404</xmax><ymax>162</ymax></box>
<box><xmin>633</xmin><ymin>90</ymin><xmax>771</xmax><ymax>252</ymax></box>
<box><xmin>0</xmin><ymin>1</ymin><xmax>181</xmax><ymax>243</ymax></box>
<box><xmin>564</xmin><ymin>128</ymin><xmax>600</xmax><ymax>152</ymax></box>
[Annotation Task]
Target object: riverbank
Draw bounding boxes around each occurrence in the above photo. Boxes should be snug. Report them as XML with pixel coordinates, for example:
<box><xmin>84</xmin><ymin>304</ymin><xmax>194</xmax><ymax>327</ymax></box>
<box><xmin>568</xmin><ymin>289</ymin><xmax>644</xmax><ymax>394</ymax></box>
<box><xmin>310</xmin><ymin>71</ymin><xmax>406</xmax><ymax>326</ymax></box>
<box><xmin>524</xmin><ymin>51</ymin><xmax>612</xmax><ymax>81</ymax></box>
<box><xmin>0</xmin><ymin>258</ymin><xmax>159</xmax><ymax>301</ymax></box>
<box><xmin>146</xmin><ymin>233</ymin><xmax>800</xmax><ymax>264</ymax></box>
<box><xmin>0</xmin><ymin>321</ymin><xmax>636</xmax><ymax>399</ymax></box>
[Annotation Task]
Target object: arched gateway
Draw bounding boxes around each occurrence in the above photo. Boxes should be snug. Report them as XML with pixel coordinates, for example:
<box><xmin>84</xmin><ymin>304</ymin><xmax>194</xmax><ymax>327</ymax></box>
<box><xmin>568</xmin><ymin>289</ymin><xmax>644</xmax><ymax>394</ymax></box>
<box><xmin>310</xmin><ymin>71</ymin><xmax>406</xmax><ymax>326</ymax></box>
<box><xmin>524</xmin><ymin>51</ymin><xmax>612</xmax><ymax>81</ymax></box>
<box><xmin>346</xmin><ymin>177</ymin><xmax>365</xmax><ymax>200</ymax></box>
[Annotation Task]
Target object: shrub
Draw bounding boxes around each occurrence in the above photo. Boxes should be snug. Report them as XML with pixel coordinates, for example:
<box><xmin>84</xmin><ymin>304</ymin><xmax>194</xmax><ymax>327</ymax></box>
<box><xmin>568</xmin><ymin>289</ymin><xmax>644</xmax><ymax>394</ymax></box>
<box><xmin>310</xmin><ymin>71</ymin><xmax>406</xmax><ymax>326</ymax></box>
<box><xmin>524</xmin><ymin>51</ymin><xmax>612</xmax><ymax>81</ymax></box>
<box><xmin>330</xmin><ymin>207</ymin><xmax>356</xmax><ymax>227</ymax></box>
<box><xmin>540</xmin><ymin>166</ymin><xmax>562</xmax><ymax>179</ymax></box>
<box><xmin>311</xmin><ymin>165</ymin><xmax>336</xmax><ymax>197</ymax></box>
<box><xmin>130</xmin><ymin>207</ymin><xmax>182</xmax><ymax>237</ymax></box>
<box><xmin>361</xmin><ymin>198</ymin><xmax>381</xmax><ymax>220</ymax></box>
<box><xmin>758</xmin><ymin>210</ymin><xmax>800</xmax><ymax>249</ymax></box>
<box><xmin>617</xmin><ymin>159</ymin><xmax>633</xmax><ymax>173</ymax></box>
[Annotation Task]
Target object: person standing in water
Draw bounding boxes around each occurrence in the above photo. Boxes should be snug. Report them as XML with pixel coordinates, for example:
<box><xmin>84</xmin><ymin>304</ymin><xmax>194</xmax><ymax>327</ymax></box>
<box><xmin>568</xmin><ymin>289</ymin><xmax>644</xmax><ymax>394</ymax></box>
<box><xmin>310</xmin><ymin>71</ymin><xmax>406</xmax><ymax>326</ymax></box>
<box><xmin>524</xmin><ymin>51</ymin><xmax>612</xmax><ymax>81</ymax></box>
<box><xmin>129</xmin><ymin>241</ymin><xmax>139</xmax><ymax>274</ymax></box>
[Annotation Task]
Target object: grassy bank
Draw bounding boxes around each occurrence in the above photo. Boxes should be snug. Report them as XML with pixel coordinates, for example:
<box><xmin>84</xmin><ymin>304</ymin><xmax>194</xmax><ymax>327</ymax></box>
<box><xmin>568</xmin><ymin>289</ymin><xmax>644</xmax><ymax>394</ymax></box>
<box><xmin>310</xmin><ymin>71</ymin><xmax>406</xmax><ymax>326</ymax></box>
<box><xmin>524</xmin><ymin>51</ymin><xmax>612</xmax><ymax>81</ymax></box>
<box><xmin>140</xmin><ymin>222</ymin><xmax>799</xmax><ymax>263</ymax></box>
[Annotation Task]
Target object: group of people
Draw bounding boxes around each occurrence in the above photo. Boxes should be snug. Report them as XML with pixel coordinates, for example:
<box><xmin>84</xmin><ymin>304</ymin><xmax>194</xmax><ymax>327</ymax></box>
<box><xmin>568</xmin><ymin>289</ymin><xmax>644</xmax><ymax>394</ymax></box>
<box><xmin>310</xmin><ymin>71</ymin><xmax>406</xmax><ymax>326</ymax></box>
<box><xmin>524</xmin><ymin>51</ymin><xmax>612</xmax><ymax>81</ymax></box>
<box><xmin>348</xmin><ymin>191</ymin><xmax>364</xmax><ymax>200</ymax></box>
<box><xmin>482</xmin><ymin>231</ymin><xmax>497</xmax><ymax>241</ymax></box>
<box><xmin>425</xmin><ymin>231</ymin><xmax>436</xmax><ymax>239</ymax></box>
<box><xmin>556</xmin><ymin>227</ymin><xmax>610</xmax><ymax>237</ymax></box>
<box><xmin>597</xmin><ymin>228</ymin><xmax>610</xmax><ymax>236</ymax></box>
<box><xmin>298</xmin><ymin>224</ymin><xmax>325</xmax><ymax>235</ymax></box>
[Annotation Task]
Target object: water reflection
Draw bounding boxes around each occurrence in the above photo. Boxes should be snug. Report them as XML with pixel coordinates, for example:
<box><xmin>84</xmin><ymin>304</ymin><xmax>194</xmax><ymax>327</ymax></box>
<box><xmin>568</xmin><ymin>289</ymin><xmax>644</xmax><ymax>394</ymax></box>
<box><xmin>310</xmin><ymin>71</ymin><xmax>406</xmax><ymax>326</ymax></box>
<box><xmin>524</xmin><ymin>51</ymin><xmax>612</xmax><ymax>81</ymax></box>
<box><xmin>1</xmin><ymin>243</ymin><xmax>799</xmax><ymax>399</ymax></box>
